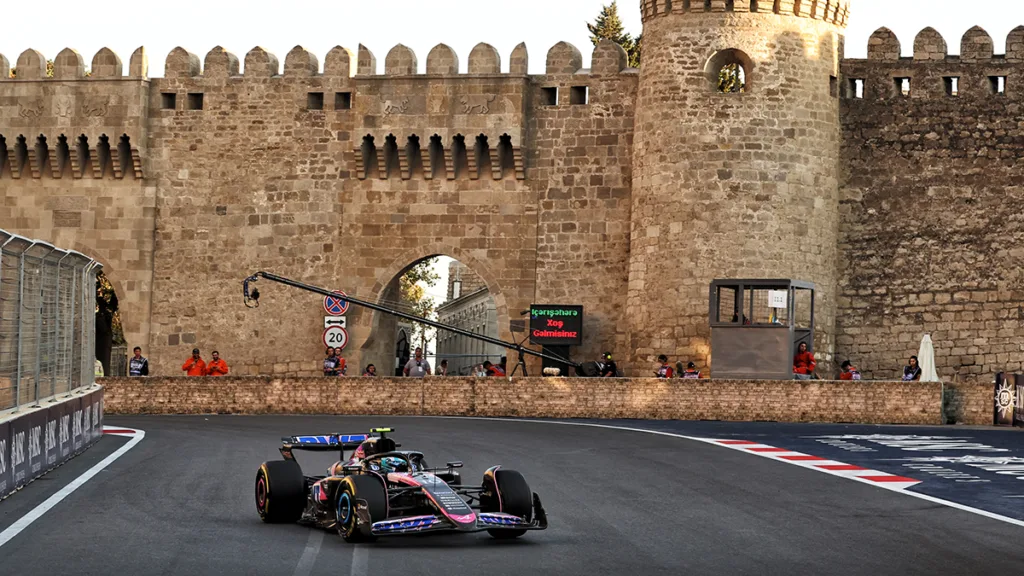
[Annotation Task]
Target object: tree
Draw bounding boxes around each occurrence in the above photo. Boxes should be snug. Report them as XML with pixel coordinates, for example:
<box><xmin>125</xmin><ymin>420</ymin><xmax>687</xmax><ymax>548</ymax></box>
<box><xmin>95</xmin><ymin>271</ymin><xmax>125</xmax><ymax>376</ymax></box>
<box><xmin>718</xmin><ymin>63</ymin><xmax>745</xmax><ymax>93</ymax></box>
<box><xmin>399</xmin><ymin>259</ymin><xmax>440</xmax><ymax>351</ymax></box>
<box><xmin>587</xmin><ymin>1</ymin><xmax>642</xmax><ymax>68</ymax></box>
<box><xmin>9</xmin><ymin>60</ymin><xmax>55</xmax><ymax>79</ymax></box>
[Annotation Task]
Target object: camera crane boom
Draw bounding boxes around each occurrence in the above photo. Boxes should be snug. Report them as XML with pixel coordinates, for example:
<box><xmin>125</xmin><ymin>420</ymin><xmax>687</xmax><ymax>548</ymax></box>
<box><xmin>242</xmin><ymin>271</ymin><xmax>581</xmax><ymax>376</ymax></box>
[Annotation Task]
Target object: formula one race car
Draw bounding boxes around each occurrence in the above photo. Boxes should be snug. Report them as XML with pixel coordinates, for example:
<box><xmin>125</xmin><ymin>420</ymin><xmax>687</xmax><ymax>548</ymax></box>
<box><xmin>254</xmin><ymin>428</ymin><xmax>548</xmax><ymax>542</ymax></box>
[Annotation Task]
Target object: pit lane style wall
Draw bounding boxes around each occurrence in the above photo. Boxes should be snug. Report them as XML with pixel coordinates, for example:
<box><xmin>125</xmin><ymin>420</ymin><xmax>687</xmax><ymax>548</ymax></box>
<box><xmin>101</xmin><ymin>377</ymin><xmax>942</xmax><ymax>425</ymax></box>
<box><xmin>0</xmin><ymin>387</ymin><xmax>104</xmax><ymax>501</ymax></box>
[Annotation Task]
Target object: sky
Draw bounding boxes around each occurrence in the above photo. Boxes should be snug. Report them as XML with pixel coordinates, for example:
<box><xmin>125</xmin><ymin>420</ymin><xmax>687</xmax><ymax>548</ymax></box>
<box><xmin>3</xmin><ymin>1</ymin><xmax>1022</xmax><ymax>77</ymax></box>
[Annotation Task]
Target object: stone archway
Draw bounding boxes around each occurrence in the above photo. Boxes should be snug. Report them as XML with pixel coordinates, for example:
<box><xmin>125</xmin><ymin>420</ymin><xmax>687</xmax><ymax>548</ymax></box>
<box><xmin>356</xmin><ymin>243</ymin><xmax>511</xmax><ymax>375</ymax></box>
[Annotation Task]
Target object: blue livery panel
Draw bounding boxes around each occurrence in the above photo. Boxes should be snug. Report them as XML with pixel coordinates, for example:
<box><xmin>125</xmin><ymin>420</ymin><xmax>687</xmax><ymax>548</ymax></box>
<box><xmin>290</xmin><ymin>434</ymin><xmax>368</xmax><ymax>445</ymax></box>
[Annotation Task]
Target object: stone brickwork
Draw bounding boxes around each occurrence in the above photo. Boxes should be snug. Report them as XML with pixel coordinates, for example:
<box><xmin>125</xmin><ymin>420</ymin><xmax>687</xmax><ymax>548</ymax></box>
<box><xmin>3</xmin><ymin>1</ymin><xmax>1024</xmax><ymax>391</ymax></box>
<box><xmin>101</xmin><ymin>375</ymin><xmax>941</xmax><ymax>425</ymax></box>
<box><xmin>838</xmin><ymin>26</ymin><xmax>1024</xmax><ymax>384</ymax></box>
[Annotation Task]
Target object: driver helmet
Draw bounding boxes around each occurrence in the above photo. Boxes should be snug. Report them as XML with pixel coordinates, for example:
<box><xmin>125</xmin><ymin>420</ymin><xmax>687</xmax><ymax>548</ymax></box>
<box><xmin>379</xmin><ymin>456</ymin><xmax>409</xmax><ymax>474</ymax></box>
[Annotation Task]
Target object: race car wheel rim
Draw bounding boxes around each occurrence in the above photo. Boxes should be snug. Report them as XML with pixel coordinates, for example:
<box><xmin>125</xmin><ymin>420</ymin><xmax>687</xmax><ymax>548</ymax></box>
<box><xmin>338</xmin><ymin>493</ymin><xmax>352</xmax><ymax>527</ymax></box>
<box><xmin>256</xmin><ymin>477</ymin><xmax>267</xmax><ymax>511</ymax></box>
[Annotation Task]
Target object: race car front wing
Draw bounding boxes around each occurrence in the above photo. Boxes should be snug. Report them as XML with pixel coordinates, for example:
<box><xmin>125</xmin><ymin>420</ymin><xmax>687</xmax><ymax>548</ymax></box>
<box><xmin>363</xmin><ymin>493</ymin><xmax>549</xmax><ymax>536</ymax></box>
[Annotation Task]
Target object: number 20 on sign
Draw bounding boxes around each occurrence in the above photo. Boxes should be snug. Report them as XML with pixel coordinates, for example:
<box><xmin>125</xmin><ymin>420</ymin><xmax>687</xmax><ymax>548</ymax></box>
<box><xmin>323</xmin><ymin>326</ymin><xmax>349</xmax><ymax>350</ymax></box>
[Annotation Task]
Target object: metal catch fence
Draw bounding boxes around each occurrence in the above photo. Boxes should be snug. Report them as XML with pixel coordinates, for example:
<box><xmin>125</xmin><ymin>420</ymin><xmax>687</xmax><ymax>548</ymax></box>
<box><xmin>0</xmin><ymin>229</ymin><xmax>101</xmax><ymax>413</ymax></box>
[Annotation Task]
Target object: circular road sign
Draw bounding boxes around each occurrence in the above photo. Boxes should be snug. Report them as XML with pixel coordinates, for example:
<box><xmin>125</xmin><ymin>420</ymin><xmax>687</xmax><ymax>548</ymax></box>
<box><xmin>324</xmin><ymin>291</ymin><xmax>349</xmax><ymax>316</ymax></box>
<box><xmin>323</xmin><ymin>326</ymin><xmax>349</xmax><ymax>350</ymax></box>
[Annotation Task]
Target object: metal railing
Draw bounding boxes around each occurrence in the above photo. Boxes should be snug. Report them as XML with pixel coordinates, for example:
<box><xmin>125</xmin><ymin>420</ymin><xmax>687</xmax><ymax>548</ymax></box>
<box><xmin>0</xmin><ymin>229</ymin><xmax>101</xmax><ymax>413</ymax></box>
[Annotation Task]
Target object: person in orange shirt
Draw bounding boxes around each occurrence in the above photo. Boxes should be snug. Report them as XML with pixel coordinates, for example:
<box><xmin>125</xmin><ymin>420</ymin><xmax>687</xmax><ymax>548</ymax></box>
<box><xmin>182</xmin><ymin>348</ymin><xmax>207</xmax><ymax>376</ymax></box>
<box><xmin>793</xmin><ymin>342</ymin><xmax>816</xmax><ymax>380</ymax></box>
<box><xmin>206</xmin><ymin>350</ymin><xmax>229</xmax><ymax>376</ymax></box>
<box><xmin>839</xmin><ymin>360</ymin><xmax>861</xmax><ymax>381</ymax></box>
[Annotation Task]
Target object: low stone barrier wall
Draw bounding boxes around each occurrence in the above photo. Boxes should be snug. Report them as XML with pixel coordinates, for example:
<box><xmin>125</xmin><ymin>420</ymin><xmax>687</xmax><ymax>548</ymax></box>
<box><xmin>943</xmin><ymin>380</ymin><xmax>997</xmax><ymax>425</ymax></box>
<box><xmin>101</xmin><ymin>377</ymin><xmax>945</xmax><ymax>425</ymax></box>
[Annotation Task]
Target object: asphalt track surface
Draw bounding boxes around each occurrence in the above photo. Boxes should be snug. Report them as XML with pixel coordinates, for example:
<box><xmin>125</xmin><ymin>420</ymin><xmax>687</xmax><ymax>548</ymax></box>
<box><xmin>2</xmin><ymin>416</ymin><xmax>1023</xmax><ymax>575</ymax></box>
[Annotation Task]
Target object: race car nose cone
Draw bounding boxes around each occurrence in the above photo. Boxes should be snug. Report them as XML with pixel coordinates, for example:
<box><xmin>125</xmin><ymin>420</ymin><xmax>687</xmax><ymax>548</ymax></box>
<box><xmin>448</xmin><ymin>512</ymin><xmax>477</xmax><ymax>526</ymax></box>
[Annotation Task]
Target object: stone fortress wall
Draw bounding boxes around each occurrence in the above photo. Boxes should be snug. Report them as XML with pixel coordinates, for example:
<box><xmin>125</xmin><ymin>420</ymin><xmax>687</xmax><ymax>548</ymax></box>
<box><xmin>1</xmin><ymin>0</ymin><xmax>1023</xmax><ymax>383</ymax></box>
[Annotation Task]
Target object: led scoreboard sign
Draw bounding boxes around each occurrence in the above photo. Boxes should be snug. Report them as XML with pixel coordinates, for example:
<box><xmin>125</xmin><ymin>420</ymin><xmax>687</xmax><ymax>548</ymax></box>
<box><xmin>529</xmin><ymin>305</ymin><xmax>584</xmax><ymax>346</ymax></box>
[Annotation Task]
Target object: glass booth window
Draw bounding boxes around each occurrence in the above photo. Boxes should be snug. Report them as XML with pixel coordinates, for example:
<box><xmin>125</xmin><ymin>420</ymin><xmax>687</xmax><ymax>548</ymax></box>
<box><xmin>793</xmin><ymin>288</ymin><xmax>813</xmax><ymax>329</ymax></box>
<box><xmin>716</xmin><ymin>286</ymin><xmax>737</xmax><ymax>323</ymax></box>
<box><xmin>747</xmin><ymin>288</ymin><xmax>787</xmax><ymax>325</ymax></box>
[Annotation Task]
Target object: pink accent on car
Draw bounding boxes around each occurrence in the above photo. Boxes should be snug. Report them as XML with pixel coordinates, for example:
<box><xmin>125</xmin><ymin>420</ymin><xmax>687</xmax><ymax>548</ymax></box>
<box><xmin>448</xmin><ymin>512</ymin><xmax>476</xmax><ymax>525</ymax></box>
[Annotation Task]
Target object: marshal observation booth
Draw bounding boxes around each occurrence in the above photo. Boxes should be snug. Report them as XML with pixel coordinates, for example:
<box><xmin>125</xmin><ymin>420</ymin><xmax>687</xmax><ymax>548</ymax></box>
<box><xmin>708</xmin><ymin>279</ymin><xmax>816</xmax><ymax>380</ymax></box>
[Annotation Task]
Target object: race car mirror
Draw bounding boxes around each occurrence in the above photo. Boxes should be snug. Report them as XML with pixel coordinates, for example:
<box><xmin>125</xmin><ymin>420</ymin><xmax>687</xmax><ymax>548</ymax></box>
<box><xmin>446</xmin><ymin>461</ymin><xmax>464</xmax><ymax>469</ymax></box>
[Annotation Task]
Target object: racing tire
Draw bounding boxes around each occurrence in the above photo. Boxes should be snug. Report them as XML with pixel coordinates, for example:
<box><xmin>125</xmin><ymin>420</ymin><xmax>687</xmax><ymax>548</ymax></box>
<box><xmin>481</xmin><ymin>469</ymin><xmax>532</xmax><ymax>539</ymax></box>
<box><xmin>255</xmin><ymin>460</ymin><xmax>306</xmax><ymax>524</ymax></box>
<box><xmin>337</xmin><ymin>475</ymin><xmax>388</xmax><ymax>543</ymax></box>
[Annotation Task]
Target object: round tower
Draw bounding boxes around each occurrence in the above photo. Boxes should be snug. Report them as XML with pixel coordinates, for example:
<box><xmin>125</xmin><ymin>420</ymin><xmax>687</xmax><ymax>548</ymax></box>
<box><xmin>627</xmin><ymin>0</ymin><xmax>850</xmax><ymax>373</ymax></box>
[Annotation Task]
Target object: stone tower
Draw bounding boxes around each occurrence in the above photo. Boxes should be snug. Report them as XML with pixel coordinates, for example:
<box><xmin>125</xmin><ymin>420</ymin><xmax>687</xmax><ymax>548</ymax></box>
<box><xmin>627</xmin><ymin>0</ymin><xmax>850</xmax><ymax>371</ymax></box>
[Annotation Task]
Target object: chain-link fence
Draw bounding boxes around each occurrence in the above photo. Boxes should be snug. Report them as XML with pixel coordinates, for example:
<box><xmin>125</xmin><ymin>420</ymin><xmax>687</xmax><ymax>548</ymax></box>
<box><xmin>0</xmin><ymin>229</ymin><xmax>100</xmax><ymax>413</ymax></box>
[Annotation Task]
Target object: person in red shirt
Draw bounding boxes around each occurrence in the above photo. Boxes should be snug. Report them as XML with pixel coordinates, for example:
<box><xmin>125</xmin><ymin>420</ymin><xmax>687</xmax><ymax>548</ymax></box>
<box><xmin>793</xmin><ymin>342</ymin><xmax>816</xmax><ymax>380</ymax></box>
<box><xmin>655</xmin><ymin>355</ymin><xmax>674</xmax><ymax>378</ymax></box>
<box><xmin>182</xmin><ymin>348</ymin><xmax>207</xmax><ymax>376</ymax></box>
<box><xmin>206</xmin><ymin>351</ymin><xmax>230</xmax><ymax>376</ymax></box>
<box><xmin>839</xmin><ymin>360</ymin><xmax>861</xmax><ymax>381</ymax></box>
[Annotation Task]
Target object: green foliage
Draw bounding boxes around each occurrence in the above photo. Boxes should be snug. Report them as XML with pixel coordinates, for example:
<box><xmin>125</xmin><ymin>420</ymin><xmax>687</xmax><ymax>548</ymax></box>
<box><xmin>96</xmin><ymin>272</ymin><xmax>126</xmax><ymax>345</ymax></box>
<box><xmin>587</xmin><ymin>1</ymin><xmax>641</xmax><ymax>68</ymax></box>
<box><xmin>718</xmin><ymin>63</ymin><xmax>745</xmax><ymax>93</ymax></box>
<box><xmin>9</xmin><ymin>60</ymin><xmax>55</xmax><ymax>79</ymax></box>
<box><xmin>399</xmin><ymin>259</ymin><xmax>440</xmax><ymax>348</ymax></box>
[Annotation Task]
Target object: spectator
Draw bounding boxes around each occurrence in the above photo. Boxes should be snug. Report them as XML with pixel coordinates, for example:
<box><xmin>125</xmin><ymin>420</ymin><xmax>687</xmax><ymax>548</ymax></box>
<box><xmin>323</xmin><ymin>348</ymin><xmax>340</xmax><ymax>376</ymax></box>
<box><xmin>839</xmin><ymin>360</ymin><xmax>861</xmax><ymax>381</ymax></box>
<box><xmin>206</xmin><ymin>351</ymin><xmax>230</xmax><ymax>377</ymax></box>
<box><xmin>363</xmin><ymin>364</ymin><xmax>377</xmax><ymax>377</ymax></box>
<box><xmin>403</xmin><ymin>347</ymin><xmax>431</xmax><ymax>378</ymax></box>
<box><xmin>499</xmin><ymin>356</ymin><xmax>508</xmax><ymax>374</ymax></box>
<box><xmin>436</xmin><ymin>360</ymin><xmax>449</xmax><ymax>376</ymax></box>
<box><xmin>600</xmin><ymin>352</ymin><xmax>618</xmax><ymax>377</ymax></box>
<box><xmin>681</xmin><ymin>362</ymin><xmax>701</xmax><ymax>379</ymax></box>
<box><xmin>793</xmin><ymin>342</ymin><xmax>816</xmax><ymax>380</ymax></box>
<box><xmin>488</xmin><ymin>360</ymin><xmax>506</xmax><ymax>377</ymax></box>
<box><xmin>473</xmin><ymin>364</ymin><xmax>488</xmax><ymax>377</ymax></box>
<box><xmin>129</xmin><ymin>347</ymin><xmax>149</xmax><ymax>377</ymax></box>
<box><xmin>182</xmin><ymin>348</ymin><xmax>206</xmax><ymax>376</ymax></box>
<box><xmin>655</xmin><ymin>355</ymin><xmax>674</xmax><ymax>378</ymax></box>
<box><xmin>903</xmin><ymin>356</ymin><xmax>922</xmax><ymax>381</ymax></box>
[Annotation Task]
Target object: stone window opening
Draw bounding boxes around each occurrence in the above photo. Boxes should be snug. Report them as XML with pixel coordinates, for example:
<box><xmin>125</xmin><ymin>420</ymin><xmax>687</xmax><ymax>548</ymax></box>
<box><xmin>118</xmin><ymin>135</ymin><xmax>134</xmax><ymax>180</ymax></box>
<box><xmin>382</xmin><ymin>134</ymin><xmax>400</xmax><ymax>179</ymax></box>
<box><xmin>187</xmin><ymin>93</ymin><xmax>204</xmax><ymax>110</ymax></box>
<box><xmin>497</xmin><ymin>134</ymin><xmax>515</xmax><ymax>180</ymax></box>
<box><xmin>76</xmin><ymin>135</ymin><xmax>90</xmax><ymax>178</ymax></box>
<box><xmin>750</xmin><ymin>0</ymin><xmax>758</xmax><ymax>10</ymax></box>
<box><xmin>335</xmin><ymin>92</ymin><xmax>352</xmax><ymax>110</ymax></box>
<box><xmin>474</xmin><ymin>134</ymin><xmax>492</xmax><ymax>180</ymax></box>
<box><xmin>541</xmin><ymin>87</ymin><xmax>558</xmax><ymax>106</ymax></box>
<box><xmin>160</xmin><ymin>92</ymin><xmax>176</xmax><ymax>110</ymax></box>
<box><xmin>34</xmin><ymin>134</ymin><xmax>50</xmax><ymax>178</ymax></box>
<box><xmin>406</xmin><ymin>135</ymin><xmax>423</xmax><ymax>178</ymax></box>
<box><xmin>989</xmin><ymin>76</ymin><xmax>1007</xmax><ymax>95</ymax></box>
<box><xmin>359</xmin><ymin>135</ymin><xmax>377</xmax><ymax>179</ymax></box>
<box><xmin>428</xmin><ymin>134</ymin><xmax>444</xmax><ymax>180</ymax></box>
<box><xmin>829</xmin><ymin>76</ymin><xmax>838</xmax><ymax>98</ymax></box>
<box><xmin>894</xmin><ymin>77</ymin><xmax>911</xmax><ymax>97</ymax></box>
<box><xmin>451</xmin><ymin>134</ymin><xmax>468</xmax><ymax>179</ymax></box>
<box><xmin>570</xmin><ymin>86</ymin><xmax>589</xmax><ymax>105</ymax></box>
<box><xmin>944</xmin><ymin>77</ymin><xmax>959</xmax><ymax>97</ymax></box>
<box><xmin>96</xmin><ymin>134</ymin><xmax>112</xmax><ymax>178</ymax></box>
<box><xmin>14</xmin><ymin>135</ymin><xmax>29</xmax><ymax>176</ymax></box>
<box><xmin>706</xmin><ymin>49</ymin><xmax>752</xmax><ymax>93</ymax></box>
<box><xmin>847</xmin><ymin>78</ymin><xmax>865</xmax><ymax>99</ymax></box>
<box><xmin>0</xmin><ymin>135</ymin><xmax>7</xmax><ymax>179</ymax></box>
<box><xmin>307</xmin><ymin>92</ymin><xmax>324</xmax><ymax>111</ymax></box>
<box><xmin>55</xmin><ymin>134</ymin><xmax>70</xmax><ymax>177</ymax></box>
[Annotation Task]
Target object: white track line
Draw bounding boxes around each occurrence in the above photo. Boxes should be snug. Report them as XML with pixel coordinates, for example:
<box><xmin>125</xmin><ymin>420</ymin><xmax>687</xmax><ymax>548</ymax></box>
<box><xmin>0</xmin><ymin>425</ymin><xmax>145</xmax><ymax>548</ymax></box>
<box><xmin>427</xmin><ymin>416</ymin><xmax>1024</xmax><ymax>529</ymax></box>
<box><xmin>291</xmin><ymin>529</ymin><xmax>323</xmax><ymax>576</ymax></box>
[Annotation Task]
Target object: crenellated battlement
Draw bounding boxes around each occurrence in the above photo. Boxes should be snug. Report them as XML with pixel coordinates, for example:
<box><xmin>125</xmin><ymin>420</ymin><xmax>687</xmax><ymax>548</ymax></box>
<box><xmin>1</xmin><ymin>40</ymin><xmax>630</xmax><ymax>82</ymax></box>
<box><xmin>640</xmin><ymin>0</ymin><xmax>850</xmax><ymax>27</ymax></box>
<box><xmin>844</xmin><ymin>26</ymin><xmax>1024</xmax><ymax>100</ymax></box>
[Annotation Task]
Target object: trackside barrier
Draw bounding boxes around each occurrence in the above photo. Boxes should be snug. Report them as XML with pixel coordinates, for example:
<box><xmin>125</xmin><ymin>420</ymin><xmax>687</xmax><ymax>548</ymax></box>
<box><xmin>0</xmin><ymin>386</ymin><xmax>104</xmax><ymax>501</ymax></box>
<box><xmin>0</xmin><ymin>229</ymin><xmax>101</xmax><ymax>413</ymax></box>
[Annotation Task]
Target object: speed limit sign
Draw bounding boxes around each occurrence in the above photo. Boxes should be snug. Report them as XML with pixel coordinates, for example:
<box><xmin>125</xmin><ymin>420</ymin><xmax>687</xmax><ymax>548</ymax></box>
<box><xmin>322</xmin><ymin>326</ymin><xmax>349</xmax><ymax>350</ymax></box>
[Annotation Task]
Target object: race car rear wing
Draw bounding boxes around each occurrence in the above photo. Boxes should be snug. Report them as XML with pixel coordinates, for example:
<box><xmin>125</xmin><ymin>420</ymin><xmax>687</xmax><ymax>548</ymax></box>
<box><xmin>278</xmin><ymin>429</ymin><xmax>396</xmax><ymax>461</ymax></box>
